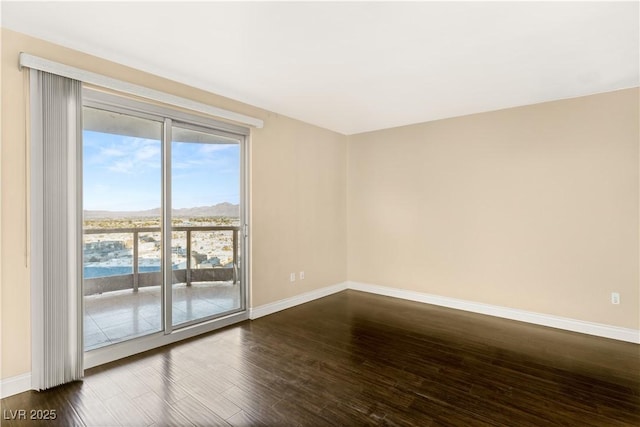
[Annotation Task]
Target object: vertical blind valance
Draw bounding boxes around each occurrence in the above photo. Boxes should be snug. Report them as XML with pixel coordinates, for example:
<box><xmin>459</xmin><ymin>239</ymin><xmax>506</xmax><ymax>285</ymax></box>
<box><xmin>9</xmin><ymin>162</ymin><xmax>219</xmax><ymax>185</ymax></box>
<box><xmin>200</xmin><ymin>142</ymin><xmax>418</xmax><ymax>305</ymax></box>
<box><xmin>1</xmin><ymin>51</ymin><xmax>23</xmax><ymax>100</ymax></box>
<box><xmin>19</xmin><ymin>53</ymin><xmax>263</xmax><ymax>130</ymax></box>
<box><xmin>30</xmin><ymin>70</ymin><xmax>83</xmax><ymax>389</ymax></box>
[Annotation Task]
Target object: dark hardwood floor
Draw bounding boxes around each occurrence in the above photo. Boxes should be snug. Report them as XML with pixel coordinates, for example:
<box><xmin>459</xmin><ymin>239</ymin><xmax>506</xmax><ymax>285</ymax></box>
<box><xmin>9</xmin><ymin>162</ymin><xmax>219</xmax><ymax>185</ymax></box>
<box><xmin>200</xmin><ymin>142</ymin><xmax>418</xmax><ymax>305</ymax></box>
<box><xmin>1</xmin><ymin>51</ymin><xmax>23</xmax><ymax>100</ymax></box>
<box><xmin>2</xmin><ymin>290</ymin><xmax>639</xmax><ymax>426</ymax></box>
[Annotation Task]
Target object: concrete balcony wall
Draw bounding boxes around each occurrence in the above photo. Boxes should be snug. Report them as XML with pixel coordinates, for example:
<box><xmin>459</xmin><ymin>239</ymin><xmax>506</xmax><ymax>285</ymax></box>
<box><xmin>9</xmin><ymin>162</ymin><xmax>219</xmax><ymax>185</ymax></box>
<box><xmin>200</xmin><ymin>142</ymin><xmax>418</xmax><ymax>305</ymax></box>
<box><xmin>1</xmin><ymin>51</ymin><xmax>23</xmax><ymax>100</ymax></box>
<box><xmin>84</xmin><ymin>268</ymin><xmax>235</xmax><ymax>296</ymax></box>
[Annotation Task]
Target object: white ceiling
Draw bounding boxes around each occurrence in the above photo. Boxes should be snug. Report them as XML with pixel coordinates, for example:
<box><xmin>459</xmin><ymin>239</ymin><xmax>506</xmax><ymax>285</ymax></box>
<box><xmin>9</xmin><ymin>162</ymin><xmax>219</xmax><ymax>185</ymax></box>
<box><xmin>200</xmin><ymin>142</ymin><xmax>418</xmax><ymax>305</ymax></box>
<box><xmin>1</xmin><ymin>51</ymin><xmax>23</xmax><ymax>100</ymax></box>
<box><xmin>2</xmin><ymin>1</ymin><xmax>638</xmax><ymax>135</ymax></box>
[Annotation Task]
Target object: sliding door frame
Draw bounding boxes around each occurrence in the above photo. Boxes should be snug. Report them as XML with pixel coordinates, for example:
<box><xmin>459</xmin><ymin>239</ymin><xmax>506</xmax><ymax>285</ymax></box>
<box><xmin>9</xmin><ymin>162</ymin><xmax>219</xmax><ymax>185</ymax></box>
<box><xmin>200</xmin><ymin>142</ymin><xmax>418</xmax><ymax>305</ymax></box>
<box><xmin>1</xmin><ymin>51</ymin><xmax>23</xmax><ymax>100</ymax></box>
<box><xmin>162</xmin><ymin>118</ymin><xmax>173</xmax><ymax>333</ymax></box>
<box><xmin>82</xmin><ymin>88</ymin><xmax>250</xmax><ymax>369</ymax></box>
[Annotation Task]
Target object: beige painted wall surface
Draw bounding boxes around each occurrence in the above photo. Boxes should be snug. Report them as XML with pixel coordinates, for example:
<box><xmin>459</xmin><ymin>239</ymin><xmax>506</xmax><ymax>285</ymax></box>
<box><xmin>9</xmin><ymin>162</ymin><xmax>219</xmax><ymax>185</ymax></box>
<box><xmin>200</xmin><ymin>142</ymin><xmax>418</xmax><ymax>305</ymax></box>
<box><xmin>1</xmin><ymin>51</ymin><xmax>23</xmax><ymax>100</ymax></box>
<box><xmin>251</xmin><ymin>116</ymin><xmax>347</xmax><ymax>306</ymax></box>
<box><xmin>348</xmin><ymin>88</ymin><xmax>640</xmax><ymax>329</ymax></box>
<box><xmin>0</xmin><ymin>29</ymin><xmax>347</xmax><ymax>380</ymax></box>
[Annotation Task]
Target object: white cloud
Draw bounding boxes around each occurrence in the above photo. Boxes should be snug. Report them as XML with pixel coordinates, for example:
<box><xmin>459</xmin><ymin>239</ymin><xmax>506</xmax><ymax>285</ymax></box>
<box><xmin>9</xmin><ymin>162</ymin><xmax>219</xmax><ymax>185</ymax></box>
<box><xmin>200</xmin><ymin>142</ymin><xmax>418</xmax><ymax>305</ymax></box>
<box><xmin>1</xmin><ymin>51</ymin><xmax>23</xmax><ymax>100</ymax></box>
<box><xmin>135</xmin><ymin>143</ymin><xmax>160</xmax><ymax>160</ymax></box>
<box><xmin>100</xmin><ymin>147</ymin><xmax>127</xmax><ymax>158</ymax></box>
<box><xmin>198</xmin><ymin>143</ymin><xmax>236</xmax><ymax>154</ymax></box>
<box><xmin>96</xmin><ymin>137</ymin><xmax>161</xmax><ymax>175</ymax></box>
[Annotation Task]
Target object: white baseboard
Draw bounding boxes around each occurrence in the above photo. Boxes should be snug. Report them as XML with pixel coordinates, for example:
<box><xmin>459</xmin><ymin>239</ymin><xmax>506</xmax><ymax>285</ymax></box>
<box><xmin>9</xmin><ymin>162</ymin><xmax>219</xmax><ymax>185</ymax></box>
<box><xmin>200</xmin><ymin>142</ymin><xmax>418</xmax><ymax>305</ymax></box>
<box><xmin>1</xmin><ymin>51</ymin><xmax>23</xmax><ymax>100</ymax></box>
<box><xmin>0</xmin><ymin>373</ymin><xmax>32</xmax><ymax>399</ymax></box>
<box><xmin>250</xmin><ymin>280</ymin><xmax>639</xmax><ymax>343</ymax></box>
<box><xmin>250</xmin><ymin>282</ymin><xmax>348</xmax><ymax>319</ymax></box>
<box><xmin>347</xmin><ymin>281</ymin><xmax>640</xmax><ymax>344</ymax></box>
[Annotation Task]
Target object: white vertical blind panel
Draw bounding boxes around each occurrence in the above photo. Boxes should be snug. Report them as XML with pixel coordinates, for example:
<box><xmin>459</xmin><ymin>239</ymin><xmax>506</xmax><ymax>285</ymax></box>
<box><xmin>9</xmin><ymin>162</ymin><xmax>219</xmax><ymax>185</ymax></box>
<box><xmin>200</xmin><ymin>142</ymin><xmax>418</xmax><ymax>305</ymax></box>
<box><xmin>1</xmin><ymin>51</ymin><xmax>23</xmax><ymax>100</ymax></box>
<box><xmin>36</xmin><ymin>71</ymin><xmax>83</xmax><ymax>389</ymax></box>
<box><xmin>30</xmin><ymin>70</ymin><xmax>44</xmax><ymax>390</ymax></box>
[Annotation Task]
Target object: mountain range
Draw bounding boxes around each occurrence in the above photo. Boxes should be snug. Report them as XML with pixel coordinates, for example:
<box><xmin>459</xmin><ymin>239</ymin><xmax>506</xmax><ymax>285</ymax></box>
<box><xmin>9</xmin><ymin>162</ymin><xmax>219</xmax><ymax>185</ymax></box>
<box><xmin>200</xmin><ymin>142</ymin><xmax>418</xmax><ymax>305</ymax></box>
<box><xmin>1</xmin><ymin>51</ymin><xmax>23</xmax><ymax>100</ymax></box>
<box><xmin>84</xmin><ymin>202</ymin><xmax>239</xmax><ymax>219</ymax></box>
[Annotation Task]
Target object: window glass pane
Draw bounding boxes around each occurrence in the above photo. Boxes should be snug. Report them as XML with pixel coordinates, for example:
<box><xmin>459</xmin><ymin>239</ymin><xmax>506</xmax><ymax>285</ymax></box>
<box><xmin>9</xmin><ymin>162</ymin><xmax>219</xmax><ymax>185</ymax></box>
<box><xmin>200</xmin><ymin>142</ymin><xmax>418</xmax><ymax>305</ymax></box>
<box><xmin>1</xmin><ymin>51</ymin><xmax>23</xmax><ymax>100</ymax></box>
<box><xmin>170</xmin><ymin>125</ymin><xmax>242</xmax><ymax>327</ymax></box>
<box><xmin>83</xmin><ymin>107</ymin><xmax>163</xmax><ymax>350</ymax></box>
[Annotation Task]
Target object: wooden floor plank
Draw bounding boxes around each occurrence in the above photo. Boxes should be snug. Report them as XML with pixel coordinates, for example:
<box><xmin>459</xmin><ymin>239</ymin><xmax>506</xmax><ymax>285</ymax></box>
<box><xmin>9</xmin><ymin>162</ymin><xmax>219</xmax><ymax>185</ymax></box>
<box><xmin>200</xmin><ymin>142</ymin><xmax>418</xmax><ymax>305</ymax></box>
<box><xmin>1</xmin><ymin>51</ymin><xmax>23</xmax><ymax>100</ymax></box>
<box><xmin>171</xmin><ymin>395</ymin><xmax>230</xmax><ymax>426</ymax></box>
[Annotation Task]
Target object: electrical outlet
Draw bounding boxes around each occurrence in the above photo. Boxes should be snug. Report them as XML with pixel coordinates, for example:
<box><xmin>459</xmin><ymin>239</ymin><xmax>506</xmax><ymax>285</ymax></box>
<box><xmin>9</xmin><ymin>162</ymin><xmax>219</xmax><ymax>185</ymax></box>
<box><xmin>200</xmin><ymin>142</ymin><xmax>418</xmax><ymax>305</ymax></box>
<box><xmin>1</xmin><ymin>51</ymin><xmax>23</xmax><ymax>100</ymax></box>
<box><xmin>290</xmin><ymin>273</ymin><xmax>296</xmax><ymax>282</ymax></box>
<box><xmin>299</xmin><ymin>271</ymin><xmax>305</xmax><ymax>280</ymax></box>
<box><xmin>611</xmin><ymin>292</ymin><xmax>620</xmax><ymax>305</ymax></box>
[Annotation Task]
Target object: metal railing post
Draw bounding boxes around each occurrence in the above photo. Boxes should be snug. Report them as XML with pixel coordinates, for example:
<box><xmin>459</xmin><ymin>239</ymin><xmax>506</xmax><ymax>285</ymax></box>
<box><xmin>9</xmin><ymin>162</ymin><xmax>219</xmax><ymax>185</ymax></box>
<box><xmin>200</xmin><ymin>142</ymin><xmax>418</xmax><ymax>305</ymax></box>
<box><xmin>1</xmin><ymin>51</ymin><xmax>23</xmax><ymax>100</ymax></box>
<box><xmin>186</xmin><ymin>229</ymin><xmax>192</xmax><ymax>286</ymax></box>
<box><xmin>133</xmin><ymin>229</ymin><xmax>139</xmax><ymax>292</ymax></box>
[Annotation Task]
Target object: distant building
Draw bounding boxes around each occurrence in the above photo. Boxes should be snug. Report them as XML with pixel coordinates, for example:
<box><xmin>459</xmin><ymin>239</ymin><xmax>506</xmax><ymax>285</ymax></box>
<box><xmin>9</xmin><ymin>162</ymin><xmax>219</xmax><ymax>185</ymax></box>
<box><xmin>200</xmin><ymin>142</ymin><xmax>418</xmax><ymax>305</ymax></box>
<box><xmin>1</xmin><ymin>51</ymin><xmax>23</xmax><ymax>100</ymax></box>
<box><xmin>84</xmin><ymin>240</ymin><xmax>125</xmax><ymax>252</ymax></box>
<box><xmin>198</xmin><ymin>257</ymin><xmax>221</xmax><ymax>268</ymax></box>
<box><xmin>192</xmin><ymin>252</ymin><xmax>207</xmax><ymax>264</ymax></box>
<box><xmin>83</xmin><ymin>240</ymin><xmax>130</xmax><ymax>263</ymax></box>
<box><xmin>172</xmin><ymin>246</ymin><xmax>187</xmax><ymax>255</ymax></box>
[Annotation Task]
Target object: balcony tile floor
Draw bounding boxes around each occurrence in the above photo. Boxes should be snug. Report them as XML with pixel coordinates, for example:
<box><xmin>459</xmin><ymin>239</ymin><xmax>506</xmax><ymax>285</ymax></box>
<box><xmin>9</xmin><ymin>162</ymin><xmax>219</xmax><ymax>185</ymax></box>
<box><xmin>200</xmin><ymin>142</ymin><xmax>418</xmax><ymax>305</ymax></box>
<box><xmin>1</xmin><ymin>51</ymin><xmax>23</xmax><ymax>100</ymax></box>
<box><xmin>84</xmin><ymin>281</ymin><xmax>241</xmax><ymax>351</ymax></box>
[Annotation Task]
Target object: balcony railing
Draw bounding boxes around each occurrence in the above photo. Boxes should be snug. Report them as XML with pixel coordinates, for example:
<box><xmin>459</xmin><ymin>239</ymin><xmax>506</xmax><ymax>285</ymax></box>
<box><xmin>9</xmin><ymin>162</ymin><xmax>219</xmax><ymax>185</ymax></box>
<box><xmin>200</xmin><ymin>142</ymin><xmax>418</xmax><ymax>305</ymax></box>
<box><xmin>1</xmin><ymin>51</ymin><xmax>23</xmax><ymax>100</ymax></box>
<box><xmin>83</xmin><ymin>225</ymin><xmax>239</xmax><ymax>296</ymax></box>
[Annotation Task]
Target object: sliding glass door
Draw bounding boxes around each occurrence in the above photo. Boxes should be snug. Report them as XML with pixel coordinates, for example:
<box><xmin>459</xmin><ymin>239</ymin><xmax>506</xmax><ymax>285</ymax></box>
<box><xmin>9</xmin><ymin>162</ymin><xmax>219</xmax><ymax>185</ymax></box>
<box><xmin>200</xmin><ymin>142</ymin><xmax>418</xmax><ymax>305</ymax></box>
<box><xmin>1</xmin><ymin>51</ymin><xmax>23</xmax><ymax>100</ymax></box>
<box><xmin>170</xmin><ymin>125</ymin><xmax>243</xmax><ymax>327</ymax></box>
<box><xmin>81</xmin><ymin>92</ymin><xmax>247</xmax><ymax>354</ymax></box>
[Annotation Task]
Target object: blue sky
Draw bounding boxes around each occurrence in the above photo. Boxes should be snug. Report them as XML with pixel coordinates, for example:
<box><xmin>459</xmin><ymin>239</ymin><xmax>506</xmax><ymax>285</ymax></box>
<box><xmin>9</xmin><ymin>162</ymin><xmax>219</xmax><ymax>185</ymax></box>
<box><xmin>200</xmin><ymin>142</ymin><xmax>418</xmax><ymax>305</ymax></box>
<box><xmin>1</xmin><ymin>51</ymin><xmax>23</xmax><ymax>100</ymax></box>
<box><xmin>83</xmin><ymin>130</ymin><xmax>240</xmax><ymax>211</ymax></box>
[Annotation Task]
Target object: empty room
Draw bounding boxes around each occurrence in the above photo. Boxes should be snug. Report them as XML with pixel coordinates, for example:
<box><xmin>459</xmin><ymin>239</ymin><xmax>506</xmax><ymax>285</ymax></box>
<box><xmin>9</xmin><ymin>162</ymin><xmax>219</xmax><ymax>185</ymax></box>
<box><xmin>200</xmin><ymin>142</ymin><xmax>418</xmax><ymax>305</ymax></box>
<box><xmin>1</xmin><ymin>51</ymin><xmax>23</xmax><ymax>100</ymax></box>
<box><xmin>1</xmin><ymin>1</ymin><xmax>639</xmax><ymax>426</ymax></box>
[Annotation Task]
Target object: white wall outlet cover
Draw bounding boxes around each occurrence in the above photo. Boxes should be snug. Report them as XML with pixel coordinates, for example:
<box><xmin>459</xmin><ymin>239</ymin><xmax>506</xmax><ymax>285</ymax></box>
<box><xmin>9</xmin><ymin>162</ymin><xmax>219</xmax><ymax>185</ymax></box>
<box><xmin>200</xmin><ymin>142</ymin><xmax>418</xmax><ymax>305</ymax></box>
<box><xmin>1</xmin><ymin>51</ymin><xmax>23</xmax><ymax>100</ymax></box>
<box><xmin>611</xmin><ymin>292</ymin><xmax>620</xmax><ymax>304</ymax></box>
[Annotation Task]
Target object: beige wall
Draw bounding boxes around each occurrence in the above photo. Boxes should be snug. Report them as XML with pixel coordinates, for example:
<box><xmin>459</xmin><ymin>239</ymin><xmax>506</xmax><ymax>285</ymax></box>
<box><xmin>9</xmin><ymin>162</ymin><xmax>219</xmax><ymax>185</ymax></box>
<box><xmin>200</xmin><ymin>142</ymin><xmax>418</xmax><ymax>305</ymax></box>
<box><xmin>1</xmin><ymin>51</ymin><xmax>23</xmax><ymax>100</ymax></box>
<box><xmin>0</xmin><ymin>29</ymin><xmax>347</xmax><ymax>380</ymax></box>
<box><xmin>348</xmin><ymin>88</ymin><xmax>639</xmax><ymax>329</ymax></box>
<box><xmin>251</xmin><ymin>113</ymin><xmax>347</xmax><ymax>305</ymax></box>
